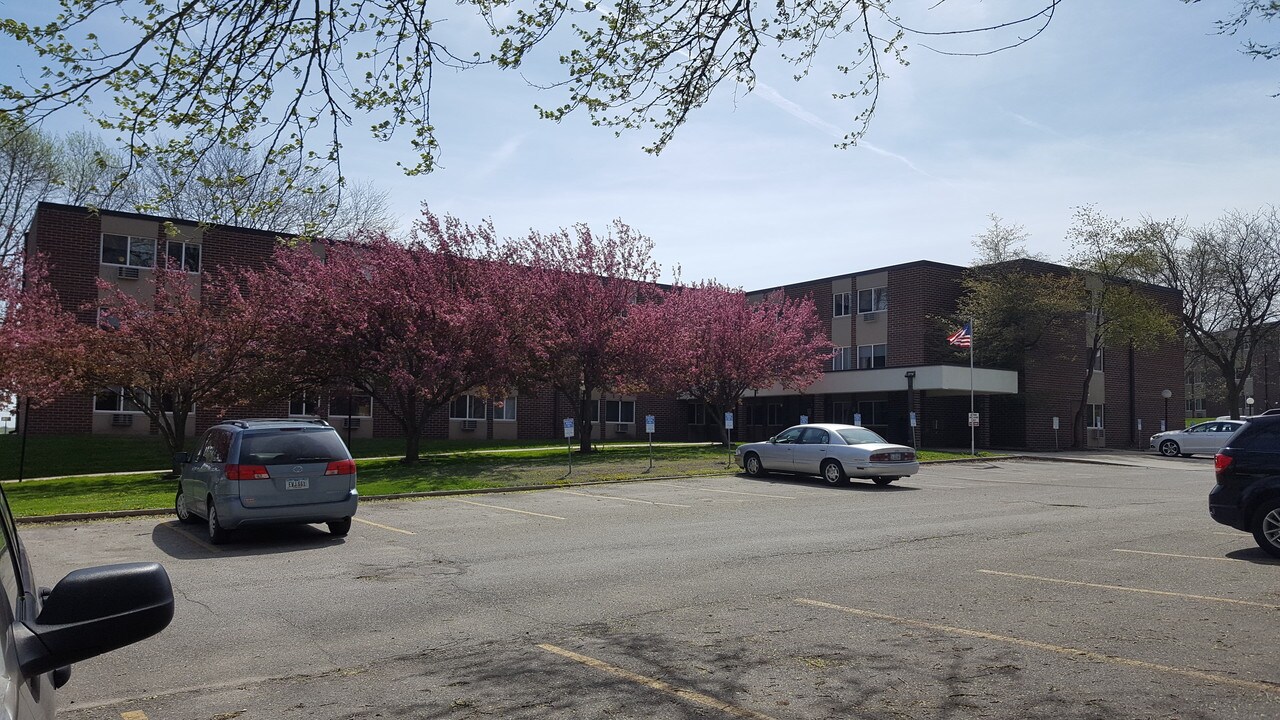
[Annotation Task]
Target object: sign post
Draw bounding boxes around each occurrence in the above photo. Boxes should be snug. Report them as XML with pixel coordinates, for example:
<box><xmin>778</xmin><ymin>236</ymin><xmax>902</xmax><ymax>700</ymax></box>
<box><xmin>645</xmin><ymin>415</ymin><xmax>655</xmax><ymax>470</ymax></box>
<box><xmin>724</xmin><ymin>412</ymin><xmax>735</xmax><ymax>466</ymax></box>
<box><xmin>1052</xmin><ymin>416</ymin><xmax>1060</xmax><ymax>450</ymax></box>
<box><xmin>563</xmin><ymin>418</ymin><xmax>575</xmax><ymax>474</ymax></box>
<box><xmin>968</xmin><ymin>412</ymin><xmax>980</xmax><ymax>456</ymax></box>
<box><xmin>908</xmin><ymin>411</ymin><xmax>917</xmax><ymax>449</ymax></box>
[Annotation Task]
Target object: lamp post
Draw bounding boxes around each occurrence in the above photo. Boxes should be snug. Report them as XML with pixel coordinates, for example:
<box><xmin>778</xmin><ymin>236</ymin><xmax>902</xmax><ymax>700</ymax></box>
<box><xmin>1246</xmin><ymin>396</ymin><xmax>1255</xmax><ymax>418</ymax></box>
<box><xmin>1161</xmin><ymin>389</ymin><xmax>1172</xmax><ymax>432</ymax></box>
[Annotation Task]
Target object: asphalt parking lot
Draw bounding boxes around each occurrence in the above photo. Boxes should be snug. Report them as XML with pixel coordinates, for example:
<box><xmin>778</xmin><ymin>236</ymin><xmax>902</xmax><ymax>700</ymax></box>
<box><xmin>26</xmin><ymin>454</ymin><xmax>1280</xmax><ymax>719</ymax></box>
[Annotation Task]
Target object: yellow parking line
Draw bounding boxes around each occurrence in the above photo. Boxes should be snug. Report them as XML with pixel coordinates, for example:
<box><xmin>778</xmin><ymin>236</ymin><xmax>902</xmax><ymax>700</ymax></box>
<box><xmin>453</xmin><ymin>498</ymin><xmax>566</xmax><ymax>520</ymax></box>
<box><xmin>978</xmin><ymin>569</ymin><xmax>1280</xmax><ymax>609</ymax></box>
<box><xmin>1113</xmin><ymin>549</ymin><xmax>1280</xmax><ymax>565</ymax></box>
<box><xmin>120</xmin><ymin>712</ymin><xmax>148</xmax><ymax>720</ymax></box>
<box><xmin>795</xmin><ymin>598</ymin><xmax>1280</xmax><ymax>694</ymax></box>
<box><xmin>161</xmin><ymin>522</ymin><xmax>222</xmax><ymax>553</ymax></box>
<box><xmin>556</xmin><ymin>490</ymin><xmax>690</xmax><ymax>508</ymax></box>
<box><xmin>651</xmin><ymin>482</ymin><xmax>795</xmax><ymax>499</ymax></box>
<box><xmin>537</xmin><ymin>644</ymin><xmax>779</xmax><ymax>720</ymax></box>
<box><xmin>353</xmin><ymin>517</ymin><xmax>415</xmax><ymax>535</ymax></box>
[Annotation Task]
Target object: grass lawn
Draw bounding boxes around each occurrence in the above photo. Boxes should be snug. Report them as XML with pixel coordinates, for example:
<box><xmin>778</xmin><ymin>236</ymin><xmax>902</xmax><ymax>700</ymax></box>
<box><xmin>3</xmin><ymin>445</ymin><xmax>999</xmax><ymax>518</ymax></box>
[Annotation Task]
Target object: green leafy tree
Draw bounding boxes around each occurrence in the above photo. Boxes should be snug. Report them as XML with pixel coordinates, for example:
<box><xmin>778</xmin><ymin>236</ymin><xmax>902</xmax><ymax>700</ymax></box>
<box><xmin>1</xmin><ymin>1</ymin><xmax>1061</xmax><ymax>188</ymax></box>
<box><xmin>1064</xmin><ymin>206</ymin><xmax>1178</xmax><ymax>446</ymax></box>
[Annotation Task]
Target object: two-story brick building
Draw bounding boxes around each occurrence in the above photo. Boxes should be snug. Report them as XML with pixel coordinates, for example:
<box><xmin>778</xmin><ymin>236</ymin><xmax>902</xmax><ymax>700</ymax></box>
<box><xmin>21</xmin><ymin>202</ymin><xmax>1185</xmax><ymax>450</ymax></box>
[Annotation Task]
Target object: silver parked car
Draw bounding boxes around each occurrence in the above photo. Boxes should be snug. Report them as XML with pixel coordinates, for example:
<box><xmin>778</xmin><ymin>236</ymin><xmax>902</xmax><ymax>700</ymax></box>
<box><xmin>735</xmin><ymin>423</ymin><xmax>919</xmax><ymax>485</ymax></box>
<box><xmin>1149</xmin><ymin>419</ymin><xmax>1246</xmax><ymax>458</ymax></box>
<box><xmin>175</xmin><ymin>418</ymin><xmax>359</xmax><ymax>544</ymax></box>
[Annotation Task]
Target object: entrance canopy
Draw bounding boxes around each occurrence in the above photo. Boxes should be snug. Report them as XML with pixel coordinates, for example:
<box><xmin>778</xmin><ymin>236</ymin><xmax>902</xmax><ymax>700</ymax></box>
<box><xmin>750</xmin><ymin>365</ymin><xmax>1018</xmax><ymax>397</ymax></box>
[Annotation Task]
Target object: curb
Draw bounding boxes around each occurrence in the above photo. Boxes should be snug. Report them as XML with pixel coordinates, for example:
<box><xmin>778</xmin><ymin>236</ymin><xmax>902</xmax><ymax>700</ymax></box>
<box><xmin>13</xmin><ymin>456</ymin><xmax>1027</xmax><ymax>525</ymax></box>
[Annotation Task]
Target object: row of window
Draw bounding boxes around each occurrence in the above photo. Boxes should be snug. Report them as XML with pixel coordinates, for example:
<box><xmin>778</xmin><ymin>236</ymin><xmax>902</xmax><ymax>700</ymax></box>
<box><xmin>831</xmin><ymin>344</ymin><xmax>887</xmax><ymax>371</ymax></box>
<box><xmin>832</xmin><ymin>287</ymin><xmax>889</xmax><ymax>318</ymax></box>
<box><xmin>101</xmin><ymin>234</ymin><xmax>201</xmax><ymax>273</ymax></box>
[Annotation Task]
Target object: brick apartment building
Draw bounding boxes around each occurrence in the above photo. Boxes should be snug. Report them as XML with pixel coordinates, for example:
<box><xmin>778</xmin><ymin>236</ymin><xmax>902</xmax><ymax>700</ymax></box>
<box><xmin>22</xmin><ymin>202</ymin><xmax>1185</xmax><ymax>450</ymax></box>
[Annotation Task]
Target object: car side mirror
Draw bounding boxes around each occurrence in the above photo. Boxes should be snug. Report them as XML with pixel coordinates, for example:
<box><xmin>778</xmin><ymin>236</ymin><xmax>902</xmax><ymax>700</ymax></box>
<box><xmin>14</xmin><ymin>562</ymin><xmax>174</xmax><ymax>677</ymax></box>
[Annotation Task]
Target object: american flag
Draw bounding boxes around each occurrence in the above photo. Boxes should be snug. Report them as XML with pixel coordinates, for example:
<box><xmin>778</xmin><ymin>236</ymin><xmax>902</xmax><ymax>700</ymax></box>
<box><xmin>947</xmin><ymin>322</ymin><xmax>972</xmax><ymax>348</ymax></box>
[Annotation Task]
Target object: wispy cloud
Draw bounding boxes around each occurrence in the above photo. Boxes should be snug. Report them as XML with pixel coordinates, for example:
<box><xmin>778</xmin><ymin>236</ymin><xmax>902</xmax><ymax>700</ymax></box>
<box><xmin>468</xmin><ymin>136</ymin><xmax>525</xmax><ymax>183</ymax></box>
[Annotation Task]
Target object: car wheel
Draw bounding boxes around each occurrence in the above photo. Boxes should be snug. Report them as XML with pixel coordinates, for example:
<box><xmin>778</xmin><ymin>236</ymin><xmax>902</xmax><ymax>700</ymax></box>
<box><xmin>1251</xmin><ymin>498</ymin><xmax>1280</xmax><ymax>559</ymax></box>
<box><xmin>328</xmin><ymin>518</ymin><xmax>352</xmax><ymax>537</ymax></box>
<box><xmin>744</xmin><ymin>453</ymin><xmax>768</xmax><ymax>477</ymax></box>
<box><xmin>207</xmin><ymin>498</ymin><xmax>230</xmax><ymax>545</ymax></box>
<box><xmin>873</xmin><ymin>477</ymin><xmax>894</xmax><ymax>486</ymax></box>
<box><xmin>1158</xmin><ymin>440</ymin><xmax>1181</xmax><ymax>457</ymax></box>
<box><xmin>821</xmin><ymin>460</ymin><xmax>846</xmax><ymax>484</ymax></box>
<box><xmin>175</xmin><ymin>489</ymin><xmax>199</xmax><ymax>524</ymax></box>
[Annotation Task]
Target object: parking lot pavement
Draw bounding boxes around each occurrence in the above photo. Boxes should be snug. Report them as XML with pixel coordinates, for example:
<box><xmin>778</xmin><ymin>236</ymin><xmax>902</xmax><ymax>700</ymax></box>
<box><xmin>31</xmin><ymin>458</ymin><xmax>1280</xmax><ymax>719</ymax></box>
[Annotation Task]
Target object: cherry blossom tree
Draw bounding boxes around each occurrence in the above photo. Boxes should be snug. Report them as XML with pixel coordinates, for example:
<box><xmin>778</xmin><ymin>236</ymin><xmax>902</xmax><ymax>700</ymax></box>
<box><xmin>508</xmin><ymin>221</ymin><xmax>662</xmax><ymax>453</ymax></box>
<box><xmin>0</xmin><ymin>256</ymin><xmax>93</xmax><ymax>406</ymax></box>
<box><xmin>248</xmin><ymin>211</ymin><xmax>543</xmax><ymax>463</ymax></box>
<box><xmin>627</xmin><ymin>281</ymin><xmax>829</xmax><ymax>446</ymax></box>
<box><xmin>91</xmin><ymin>267</ymin><xmax>278</xmax><ymax>456</ymax></box>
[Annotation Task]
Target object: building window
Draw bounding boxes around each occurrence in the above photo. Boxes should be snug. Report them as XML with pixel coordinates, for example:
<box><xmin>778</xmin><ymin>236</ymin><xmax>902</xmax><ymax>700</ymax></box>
<box><xmin>832</xmin><ymin>346</ymin><xmax>853</xmax><ymax>371</ymax></box>
<box><xmin>1185</xmin><ymin>398</ymin><xmax>1206</xmax><ymax>415</ymax></box>
<box><xmin>165</xmin><ymin>241</ymin><xmax>201</xmax><ymax>273</ymax></box>
<box><xmin>331</xmin><ymin>394</ymin><xmax>373</xmax><ymax>418</ymax></box>
<box><xmin>448</xmin><ymin>394</ymin><xmax>484</xmax><ymax>420</ymax></box>
<box><xmin>831</xmin><ymin>401</ymin><xmax>852</xmax><ymax>424</ymax></box>
<box><xmin>833</xmin><ymin>292</ymin><xmax>851</xmax><ymax>317</ymax></box>
<box><xmin>1086</xmin><ymin>403</ymin><xmax>1104</xmax><ymax>429</ymax></box>
<box><xmin>858</xmin><ymin>344</ymin><xmax>887</xmax><ymax>369</ymax></box>
<box><xmin>492</xmin><ymin>396</ymin><xmax>517</xmax><ymax>421</ymax></box>
<box><xmin>857</xmin><ymin>401</ymin><xmax>889</xmax><ymax>426</ymax></box>
<box><xmin>767</xmin><ymin>403</ymin><xmax>783</xmax><ymax>425</ymax></box>
<box><xmin>686</xmin><ymin>403</ymin><xmax>704</xmax><ymax>425</ymax></box>
<box><xmin>858</xmin><ymin>287</ymin><xmax>888</xmax><ymax>314</ymax></box>
<box><xmin>591</xmin><ymin>401</ymin><xmax>600</xmax><ymax>422</ymax></box>
<box><xmin>290</xmin><ymin>392</ymin><xmax>319</xmax><ymax>416</ymax></box>
<box><xmin>160</xmin><ymin>393</ymin><xmax>193</xmax><ymax>413</ymax></box>
<box><xmin>1089</xmin><ymin>347</ymin><xmax>1104</xmax><ymax>373</ymax></box>
<box><xmin>606</xmin><ymin>400</ymin><xmax>635</xmax><ymax>424</ymax></box>
<box><xmin>101</xmin><ymin>233</ymin><xmax>156</xmax><ymax>268</ymax></box>
<box><xmin>93</xmin><ymin>387</ymin><xmax>143</xmax><ymax>413</ymax></box>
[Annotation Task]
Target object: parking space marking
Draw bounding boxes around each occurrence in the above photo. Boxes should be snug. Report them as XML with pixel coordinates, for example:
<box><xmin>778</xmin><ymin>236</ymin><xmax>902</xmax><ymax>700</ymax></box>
<box><xmin>556</xmin><ymin>489</ymin><xmax>691</xmax><ymax>508</ymax></box>
<box><xmin>795</xmin><ymin>598</ymin><xmax>1280</xmax><ymax>694</ymax></box>
<box><xmin>160</xmin><ymin>522</ymin><xmax>222</xmax><ymax>553</ymax></box>
<box><xmin>353</xmin><ymin>517</ymin><xmax>415</xmax><ymax>535</ymax></box>
<box><xmin>452</xmin><ymin>498</ymin><xmax>566</xmax><ymax>520</ymax></box>
<box><xmin>1113</xmin><ymin>549</ymin><xmax>1280</xmax><ymax>565</ymax></box>
<box><xmin>651</xmin><ymin>482</ymin><xmax>795</xmax><ymax>499</ymax></box>
<box><xmin>978</xmin><ymin>569</ymin><xmax>1280</xmax><ymax>609</ymax></box>
<box><xmin>120</xmin><ymin>712</ymin><xmax>148</xmax><ymax>720</ymax></box>
<box><xmin>537</xmin><ymin>643</ymin><xmax>779</xmax><ymax>720</ymax></box>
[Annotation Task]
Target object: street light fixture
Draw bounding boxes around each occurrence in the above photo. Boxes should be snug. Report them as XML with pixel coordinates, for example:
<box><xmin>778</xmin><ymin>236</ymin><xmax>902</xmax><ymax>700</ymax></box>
<box><xmin>1161</xmin><ymin>389</ymin><xmax>1172</xmax><ymax>432</ymax></box>
<box><xmin>1246</xmin><ymin>396</ymin><xmax>1256</xmax><ymax>417</ymax></box>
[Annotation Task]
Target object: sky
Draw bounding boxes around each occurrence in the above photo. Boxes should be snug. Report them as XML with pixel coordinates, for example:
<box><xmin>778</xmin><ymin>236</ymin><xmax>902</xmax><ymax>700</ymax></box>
<box><xmin>6</xmin><ymin>0</ymin><xmax>1279</xmax><ymax>290</ymax></box>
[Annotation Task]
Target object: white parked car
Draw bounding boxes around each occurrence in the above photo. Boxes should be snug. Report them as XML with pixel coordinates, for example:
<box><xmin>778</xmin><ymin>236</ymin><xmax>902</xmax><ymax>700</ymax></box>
<box><xmin>1150</xmin><ymin>419</ymin><xmax>1246</xmax><ymax>458</ymax></box>
<box><xmin>735</xmin><ymin>423</ymin><xmax>919</xmax><ymax>485</ymax></box>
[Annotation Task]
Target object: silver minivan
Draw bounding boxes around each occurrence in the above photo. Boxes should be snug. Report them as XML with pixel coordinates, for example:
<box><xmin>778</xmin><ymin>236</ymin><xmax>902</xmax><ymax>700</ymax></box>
<box><xmin>175</xmin><ymin>418</ymin><xmax>359</xmax><ymax>544</ymax></box>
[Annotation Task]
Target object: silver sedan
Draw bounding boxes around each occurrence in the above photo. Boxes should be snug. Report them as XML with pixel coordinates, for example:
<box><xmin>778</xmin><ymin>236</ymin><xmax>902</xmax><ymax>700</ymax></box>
<box><xmin>735</xmin><ymin>423</ymin><xmax>919</xmax><ymax>486</ymax></box>
<box><xmin>1149</xmin><ymin>419</ymin><xmax>1245</xmax><ymax>457</ymax></box>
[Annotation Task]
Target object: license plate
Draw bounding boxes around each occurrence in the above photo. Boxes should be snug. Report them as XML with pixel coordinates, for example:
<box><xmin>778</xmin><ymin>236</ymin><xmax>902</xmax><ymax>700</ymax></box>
<box><xmin>889</xmin><ymin>453</ymin><xmax>902</xmax><ymax>461</ymax></box>
<box><xmin>286</xmin><ymin>478</ymin><xmax>310</xmax><ymax>490</ymax></box>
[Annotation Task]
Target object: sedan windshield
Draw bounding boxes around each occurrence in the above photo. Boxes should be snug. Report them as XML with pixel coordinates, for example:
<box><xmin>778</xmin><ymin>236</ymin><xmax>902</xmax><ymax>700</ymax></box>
<box><xmin>836</xmin><ymin>427</ymin><xmax>888</xmax><ymax>445</ymax></box>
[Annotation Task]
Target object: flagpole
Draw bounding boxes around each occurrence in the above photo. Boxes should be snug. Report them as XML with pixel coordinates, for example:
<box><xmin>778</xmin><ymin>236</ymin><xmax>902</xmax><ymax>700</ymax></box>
<box><xmin>969</xmin><ymin>318</ymin><xmax>975</xmax><ymax>457</ymax></box>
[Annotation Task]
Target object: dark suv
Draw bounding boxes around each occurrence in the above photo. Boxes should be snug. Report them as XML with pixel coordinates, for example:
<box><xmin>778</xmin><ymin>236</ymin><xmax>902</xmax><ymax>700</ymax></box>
<box><xmin>1210</xmin><ymin>415</ymin><xmax>1280</xmax><ymax>557</ymax></box>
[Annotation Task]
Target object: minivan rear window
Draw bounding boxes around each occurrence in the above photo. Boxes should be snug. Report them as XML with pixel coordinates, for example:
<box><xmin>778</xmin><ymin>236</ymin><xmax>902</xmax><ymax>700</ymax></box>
<box><xmin>238</xmin><ymin>430</ymin><xmax>351</xmax><ymax>465</ymax></box>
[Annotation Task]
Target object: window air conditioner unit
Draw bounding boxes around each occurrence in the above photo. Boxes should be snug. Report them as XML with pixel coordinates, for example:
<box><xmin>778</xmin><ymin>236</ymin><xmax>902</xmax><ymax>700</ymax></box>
<box><xmin>461</xmin><ymin>419</ymin><xmax>478</xmax><ymax>431</ymax></box>
<box><xmin>861</xmin><ymin>312</ymin><xmax>877</xmax><ymax>321</ymax></box>
<box><xmin>111</xmin><ymin>413</ymin><xmax>133</xmax><ymax>427</ymax></box>
<box><xmin>117</xmin><ymin>266</ymin><xmax>140</xmax><ymax>280</ymax></box>
<box><xmin>342</xmin><ymin>417</ymin><xmax>361</xmax><ymax>429</ymax></box>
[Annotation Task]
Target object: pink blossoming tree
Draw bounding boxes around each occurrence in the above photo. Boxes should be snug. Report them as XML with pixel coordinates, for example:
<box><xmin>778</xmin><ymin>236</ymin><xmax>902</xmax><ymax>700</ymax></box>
<box><xmin>628</xmin><ymin>281</ymin><xmax>829</xmax><ymax>446</ymax></box>
<box><xmin>248</xmin><ymin>210</ymin><xmax>544</xmax><ymax>463</ymax></box>
<box><xmin>509</xmin><ymin>220</ymin><xmax>663</xmax><ymax>453</ymax></box>
<box><xmin>0</xmin><ymin>257</ymin><xmax>93</xmax><ymax>407</ymax></box>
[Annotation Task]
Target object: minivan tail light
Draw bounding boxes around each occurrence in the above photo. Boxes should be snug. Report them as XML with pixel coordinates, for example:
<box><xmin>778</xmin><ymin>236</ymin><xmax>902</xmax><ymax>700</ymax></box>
<box><xmin>324</xmin><ymin>459</ymin><xmax>356</xmax><ymax>476</ymax></box>
<box><xmin>226</xmin><ymin>464</ymin><xmax>270</xmax><ymax>480</ymax></box>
